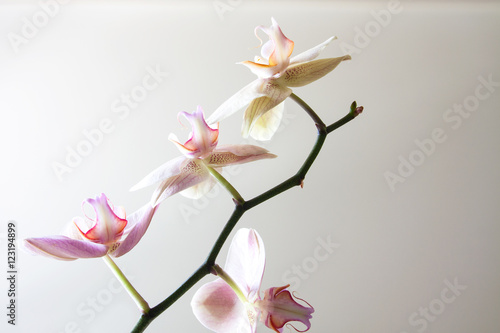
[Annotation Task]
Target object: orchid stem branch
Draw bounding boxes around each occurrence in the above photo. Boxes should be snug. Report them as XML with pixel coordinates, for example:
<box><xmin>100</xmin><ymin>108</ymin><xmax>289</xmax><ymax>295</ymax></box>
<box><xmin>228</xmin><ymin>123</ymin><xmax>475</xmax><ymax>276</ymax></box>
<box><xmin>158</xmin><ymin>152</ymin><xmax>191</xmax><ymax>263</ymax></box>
<box><xmin>289</xmin><ymin>93</ymin><xmax>325</xmax><ymax>127</ymax></box>
<box><xmin>206</xmin><ymin>164</ymin><xmax>245</xmax><ymax>205</ymax></box>
<box><xmin>102</xmin><ymin>255</ymin><xmax>150</xmax><ymax>314</ymax></box>
<box><xmin>131</xmin><ymin>97</ymin><xmax>362</xmax><ymax>333</ymax></box>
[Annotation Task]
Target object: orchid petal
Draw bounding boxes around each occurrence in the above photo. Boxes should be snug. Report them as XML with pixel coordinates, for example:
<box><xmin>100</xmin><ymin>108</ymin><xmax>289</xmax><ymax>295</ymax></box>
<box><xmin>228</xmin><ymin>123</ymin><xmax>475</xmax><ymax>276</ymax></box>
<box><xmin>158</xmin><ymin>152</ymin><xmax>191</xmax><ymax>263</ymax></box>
<box><xmin>224</xmin><ymin>229</ymin><xmax>266</xmax><ymax>302</ymax></box>
<box><xmin>179</xmin><ymin>176</ymin><xmax>217</xmax><ymax>199</ymax></box>
<box><xmin>242</xmin><ymin>83</ymin><xmax>292</xmax><ymax>138</ymax></box>
<box><xmin>191</xmin><ymin>279</ymin><xmax>252</xmax><ymax>333</ymax></box>
<box><xmin>265</xmin><ymin>17</ymin><xmax>294</xmax><ymax>67</ymax></box>
<box><xmin>80</xmin><ymin>194</ymin><xmax>127</xmax><ymax>245</ymax></box>
<box><xmin>24</xmin><ymin>236</ymin><xmax>108</xmax><ymax>261</ymax></box>
<box><xmin>208</xmin><ymin>145</ymin><xmax>276</xmax><ymax>167</ymax></box>
<box><xmin>170</xmin><ymin>106</ymin><xmax>219</xmax><ymax>158</ymax></box>
<box><xmin>130</xmin><ymin>156</ymin><xmax>187</xmax><ymax>192</ymax></box>
<box><xmin>277</xmin><ymin>55</ymin><xmax>351</xmax><ymax>88</ymax></box>
<box><xmin>111</xmin><ymin>203</ymin><xmax>157</xmax><ymax>257</ymax></box>
<box><xmin>151</xmin><ymin>159</ymin><xmax>209</xmax><ymax>206</ymax></box>
<box><xmin>207</xmin><ymin>80</ymin><xmax>264</xmax><ymax>125</ymax></box>
<box><xmin>289</xmin><ymin>36</ymin><xmax>337</xmax><ymax>65</ymax></box>
<box><xmin>249</xmin><ymin>101</ymin><xmax>284</xmax><ymax>141</ymax></box>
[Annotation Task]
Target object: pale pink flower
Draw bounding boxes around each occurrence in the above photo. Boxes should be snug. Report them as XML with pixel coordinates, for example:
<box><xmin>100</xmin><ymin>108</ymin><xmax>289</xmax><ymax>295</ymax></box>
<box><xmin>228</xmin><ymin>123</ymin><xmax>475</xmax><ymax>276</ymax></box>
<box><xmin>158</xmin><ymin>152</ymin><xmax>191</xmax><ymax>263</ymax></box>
<box><xmin>131</xmin><ymin>106</ymin><xmax>276</xmax><ymax>206</ymax></box>
<box><xmin>24</xmin><ymin>193</ymin><xmax>156</xmax><ymax>260</ymax></box>
<box><xmin>207</xmin><ymin>17</ymin><xmax>351</xmax><ymax>140</ymax></box>
<box><xmin>191</xmin><ymin>228</ymin><xmax>314</xmax><ymax>333</ymax></box>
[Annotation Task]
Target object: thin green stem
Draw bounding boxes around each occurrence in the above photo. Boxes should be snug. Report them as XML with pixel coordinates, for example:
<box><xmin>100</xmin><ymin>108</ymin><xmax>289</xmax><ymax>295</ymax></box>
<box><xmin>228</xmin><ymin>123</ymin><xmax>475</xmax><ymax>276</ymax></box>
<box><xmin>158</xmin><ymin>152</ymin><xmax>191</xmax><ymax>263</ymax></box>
<box><xmin>206</xmin><ymin>206</ymin><xmax>245</xmax><ymax>265</ymax></box>
<box><xmin>289</xmin><ymin>93</ymin><xmax>325</xmax><ymax>127</ymax></box>
<box><xmin>205</xmin><ymin>164</ymin><xmax>245</xmax><ymax>205</ymax></box>
<box><xmin>131</xmin><ymin>264</ymin><xmax>210</xmax><ymax>333</ymax></box>
<box><xmin>102</xmin><ymin>254</ymin><xmax>150</xmax><ymax>314</ymax></box>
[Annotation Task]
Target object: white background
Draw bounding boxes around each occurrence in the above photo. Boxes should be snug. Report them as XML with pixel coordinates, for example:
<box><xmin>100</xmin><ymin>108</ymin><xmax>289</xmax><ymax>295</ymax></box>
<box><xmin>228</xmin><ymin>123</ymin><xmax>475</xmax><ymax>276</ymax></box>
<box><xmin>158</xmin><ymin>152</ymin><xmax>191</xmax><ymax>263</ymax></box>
<box><xmin>1</xmin><ymin>1</ymin><xmax>499</xmax><ymax>332</ymax></box>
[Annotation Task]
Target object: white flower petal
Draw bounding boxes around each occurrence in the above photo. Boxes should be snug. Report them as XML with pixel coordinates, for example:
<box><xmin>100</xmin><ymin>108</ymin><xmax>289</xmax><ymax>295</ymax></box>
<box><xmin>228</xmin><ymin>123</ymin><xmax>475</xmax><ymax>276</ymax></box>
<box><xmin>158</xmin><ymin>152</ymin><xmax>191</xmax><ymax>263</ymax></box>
<box><xmin>130</xmin><ymin>156</ymin><xmax>187</xmax><ymax>192</ymax></box>
<box><xmin>289</xmin><ymin>36</ymin><xmax>337</xmax><ymax>65</ymax></box>
<box><xmin>207</xmin><ymin>80</ymin><xmax>264</xmax><ymax>125</ymax></box>
<box><xmin>242</xmin><ymin>83</ymin><xmax>291</xmax><ymax>139</ymax></box>
<box><xmin>224</xmin><ymin>228</ymin><xmax>266</xmax><ymax>301</ymax></box>
<box><xmin>249</xmin><ymin>101</ymin><xmax>284</xmax><ymax>141</ymax></box>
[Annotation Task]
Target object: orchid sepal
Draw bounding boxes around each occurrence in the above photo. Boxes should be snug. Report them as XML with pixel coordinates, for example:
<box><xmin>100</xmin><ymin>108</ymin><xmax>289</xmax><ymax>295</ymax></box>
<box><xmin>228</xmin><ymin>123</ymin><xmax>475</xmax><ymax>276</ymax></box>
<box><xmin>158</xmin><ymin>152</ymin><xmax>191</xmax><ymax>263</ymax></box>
<box><xmin>23</xmin><ymin>236</ymin><xmax>109</xmax><ymax>261</ymax></box>
<box><xmin>277</xmin><ymin>55</ymin><xmax>351</xmax><ymax>88</ymax></box>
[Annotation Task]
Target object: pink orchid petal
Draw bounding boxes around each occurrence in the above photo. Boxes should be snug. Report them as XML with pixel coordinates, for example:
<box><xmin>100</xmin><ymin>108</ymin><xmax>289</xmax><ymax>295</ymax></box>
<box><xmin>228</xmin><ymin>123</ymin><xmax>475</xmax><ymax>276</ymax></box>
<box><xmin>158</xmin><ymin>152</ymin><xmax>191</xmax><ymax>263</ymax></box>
<box><xmin>171</xmin><ymin>106</ymin><xmax>219</xmax><ymax>158</ymax></box>
<box><xmin>259</xmin><ymin>286</ymin><xmax>314</xmax><ymax>332</ymax></box>
<box><xmin>151</xmin><ymin>159</ymin><xmax>210</xmax><ymax>206</ymax></box>
<box><xmin>207</xmin><ymin>80</ymin><xmax>264</xmax><ymax>125</ymax></box>
<box><xmin>111</xmin><ymin>203</ymin><xmax>157</xmax><ymax>257</ymax></box>
<box><xmin>130</xmin><ymin>156</ymin><xmax>187</xmax><ymax>192</ymax></box>
<box><xmin>260</xmin><ymin>39</ymin><xmax>275</xmax><ymax>60</ymax></box>
<box><xmin>80</xmin><ymin>194</ymin><xmax>127</xmax><ymax>245</ymax></box>
<box><xmin>242</xmin><ymin>83</ymin><xmax>292</xmax><ymax>138</ymax></box>
<box><xmin>208</xmin><ymin>145</ymin><xmax>276</xmax><ymax>167</ymax></box>
<box><xmin>289</xmin><ymin>36</ymin><xmax>337</xmax><ymax>65</ymax></box>
<box><xmin>224</xmin><ymin>229</ymin><xmax>266</xmax><ymax>302</ymax></box>
<box><xmin>249</xmin><ymin>101</ymin><xmax>284</xmax><ymax>141</ymax></box>
<box><xmin>24</xmin><ymin>236</ymin><xmax>108</xmax><ymax>261</ymax></box>
<box><xmin>277</xmin><ymin>55</ymin><xmax>351</xmax><ymax>88</ymax></box>
<box><xmin>264</xmin><ymin>17</ymin><xmax>294</xmax><ymax>67</ymax></box>
<box><xmin>191</xmin><ymin>279</ymin><xmax>252</xmax><ymax>333</ymax></box>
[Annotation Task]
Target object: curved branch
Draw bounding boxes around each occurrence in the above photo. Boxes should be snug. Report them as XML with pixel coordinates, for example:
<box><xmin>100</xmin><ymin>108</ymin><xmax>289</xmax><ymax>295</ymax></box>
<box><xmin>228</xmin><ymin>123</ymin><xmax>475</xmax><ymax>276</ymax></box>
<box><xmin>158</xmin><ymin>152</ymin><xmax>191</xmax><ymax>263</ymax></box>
<box><xmin>131</xmin><ymin>97</ymin><xmax>362</xmax><ymax>332</ymax></box>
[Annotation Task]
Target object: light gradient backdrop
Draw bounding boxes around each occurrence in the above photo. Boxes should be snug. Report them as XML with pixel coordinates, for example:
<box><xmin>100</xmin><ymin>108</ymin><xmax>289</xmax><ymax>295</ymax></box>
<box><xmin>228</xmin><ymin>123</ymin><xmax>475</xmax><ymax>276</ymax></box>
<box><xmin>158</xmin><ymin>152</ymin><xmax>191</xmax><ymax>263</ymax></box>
<box><xmin>1</xmin><ymin>1</ymin><xmax>499</xmax><ymax>332</ymax></box>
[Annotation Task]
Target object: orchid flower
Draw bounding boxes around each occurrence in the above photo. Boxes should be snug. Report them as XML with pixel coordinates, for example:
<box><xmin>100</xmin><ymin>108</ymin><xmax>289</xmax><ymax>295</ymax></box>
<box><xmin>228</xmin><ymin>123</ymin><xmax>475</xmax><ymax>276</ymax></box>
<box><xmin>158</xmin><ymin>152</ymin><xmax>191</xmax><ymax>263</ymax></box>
<box><xmin>191</xmin><ymin>228</ymin><xmax>314</xmax><ymax>333</ymax></box>
<box><xmin>130</xmin><ymin>106</ymin><xmax>276</xmax><ymax>207</ymax></box>
<box><xmin>24</xmin><ymin>193</ymin><xmax>156</xmax><ymax>260</ymax></box>
<box><xmin>207</xmin><ymin>17</ymin><xmax>351</xmax><ymax>141</ymax></box>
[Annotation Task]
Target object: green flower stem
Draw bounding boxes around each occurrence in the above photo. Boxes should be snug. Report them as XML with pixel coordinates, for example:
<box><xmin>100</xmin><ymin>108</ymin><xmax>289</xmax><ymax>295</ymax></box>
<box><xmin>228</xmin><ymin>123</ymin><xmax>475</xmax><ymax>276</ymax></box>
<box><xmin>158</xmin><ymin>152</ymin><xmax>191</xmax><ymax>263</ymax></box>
<box><xmin>206</xmin><ymin>206</ymin><xmax>245</xmax><ymax>265</ymax></box>
<box><xmin>213</xmin><ymin>264</ymin><xmax>248</xmax><ymax>304</ymax></box>
<box><xmin>131</xmin><ymin>97</ymin><xmax>362</xmax><ymax>333</ymax></box>
<box><xmin>289</xmin><ymin>93</ymin><xmax>325</xmax><ymax>127</ymax></box>
<box><xmin>327</xmin><ymin>101</ymin><xmax>362</xmax><ymax>134</ymax></box>
<box><xmin>205</xmin><ymin>164</ymin><xmax>245</xmax><ymax>205</ymax></box>
<box><xmin>102</xmin><ymin>254</ymin><xmax>150</xmax><ymax>314</ymax></box>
